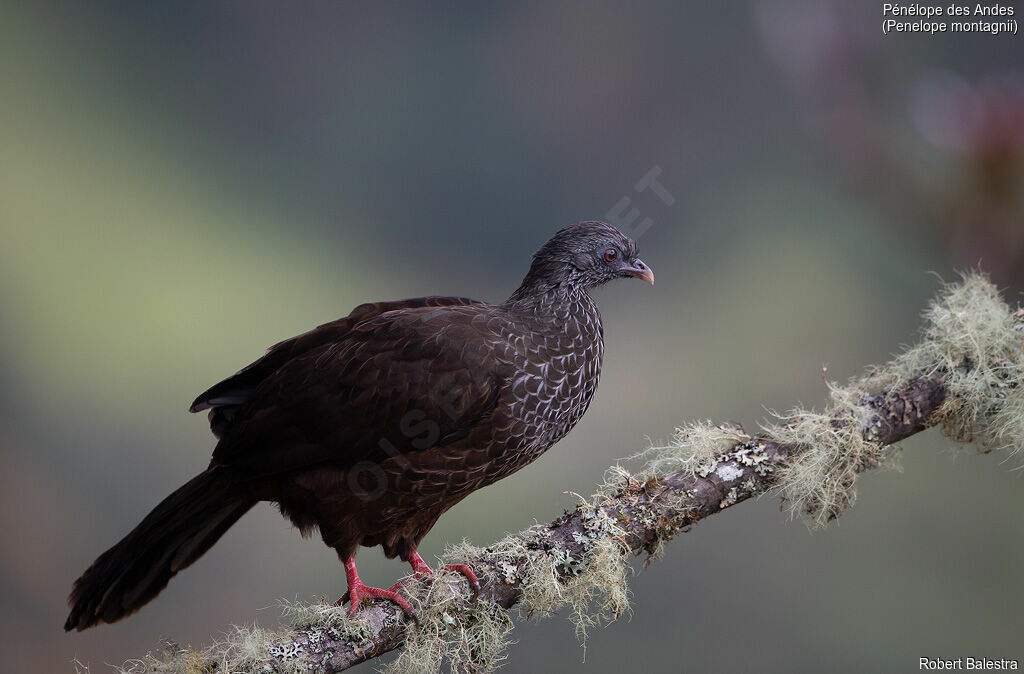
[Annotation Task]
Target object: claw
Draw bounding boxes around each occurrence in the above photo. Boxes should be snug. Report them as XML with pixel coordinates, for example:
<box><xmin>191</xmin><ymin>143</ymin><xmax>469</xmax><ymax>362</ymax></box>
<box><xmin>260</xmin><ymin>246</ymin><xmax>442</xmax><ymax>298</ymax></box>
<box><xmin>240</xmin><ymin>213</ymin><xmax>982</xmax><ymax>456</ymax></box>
<box><xmin>443</xmin><ymin>563</ymin><xmax>481</xmax><ymax>598</ymax></box>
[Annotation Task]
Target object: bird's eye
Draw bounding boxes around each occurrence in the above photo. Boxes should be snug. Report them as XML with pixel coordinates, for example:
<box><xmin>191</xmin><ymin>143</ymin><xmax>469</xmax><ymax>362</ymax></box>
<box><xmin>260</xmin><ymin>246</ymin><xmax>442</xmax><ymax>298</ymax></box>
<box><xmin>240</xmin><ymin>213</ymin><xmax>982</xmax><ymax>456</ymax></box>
<box><xmin>603</xmin><ymin>248</ymin><xmax>618</xmax><ymax>263</ymax></box>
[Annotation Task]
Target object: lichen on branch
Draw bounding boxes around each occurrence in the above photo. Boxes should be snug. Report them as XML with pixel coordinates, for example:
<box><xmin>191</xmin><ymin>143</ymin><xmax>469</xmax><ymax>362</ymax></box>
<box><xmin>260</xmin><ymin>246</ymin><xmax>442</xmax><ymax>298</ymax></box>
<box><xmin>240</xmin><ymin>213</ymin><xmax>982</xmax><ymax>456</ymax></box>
<box><xmin>767</xmin><ymin>273</ymin><xmax>1024</xmax><ymax>524</ymax></box>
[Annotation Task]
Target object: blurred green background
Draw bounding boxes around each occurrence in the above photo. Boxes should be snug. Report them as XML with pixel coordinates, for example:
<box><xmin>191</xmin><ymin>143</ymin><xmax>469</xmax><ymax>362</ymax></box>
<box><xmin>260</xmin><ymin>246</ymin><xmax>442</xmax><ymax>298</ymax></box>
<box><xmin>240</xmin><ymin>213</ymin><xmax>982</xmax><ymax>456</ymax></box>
<box><xmin>2</xmin><ymin>2</ymin><xmax>1022</xmax><ymax>672</ymax></box>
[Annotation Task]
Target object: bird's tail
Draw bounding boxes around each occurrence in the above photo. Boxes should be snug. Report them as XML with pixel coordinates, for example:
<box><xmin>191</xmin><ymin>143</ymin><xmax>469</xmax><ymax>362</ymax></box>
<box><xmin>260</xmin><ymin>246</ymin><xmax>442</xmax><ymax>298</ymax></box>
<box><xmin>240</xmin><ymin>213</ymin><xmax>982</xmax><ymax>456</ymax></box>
<box><xmin>64</xmin><ymin>467</ymin><xmax>255</xmax><ymax>631</ymax></box>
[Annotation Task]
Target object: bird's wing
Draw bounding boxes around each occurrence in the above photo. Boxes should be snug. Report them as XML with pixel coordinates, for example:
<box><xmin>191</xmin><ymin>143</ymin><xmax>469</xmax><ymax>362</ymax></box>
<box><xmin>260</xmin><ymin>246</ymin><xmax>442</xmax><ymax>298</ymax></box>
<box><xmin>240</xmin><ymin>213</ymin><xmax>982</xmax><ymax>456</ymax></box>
<box><xmin>189</xmin><ymin>296</ymin><xmax>482</xmax><ymax>437</ymax></box>
<box><xmin>207</xmin><ymin>302</ymin><xmax>513</xmax><ymax>479</ymax></box>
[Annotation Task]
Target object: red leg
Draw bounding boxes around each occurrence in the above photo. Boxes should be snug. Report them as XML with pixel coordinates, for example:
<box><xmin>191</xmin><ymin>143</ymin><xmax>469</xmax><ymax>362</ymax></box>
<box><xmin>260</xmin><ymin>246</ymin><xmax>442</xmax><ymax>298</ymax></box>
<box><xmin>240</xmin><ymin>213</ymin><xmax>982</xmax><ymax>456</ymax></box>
<box><xmin>409</xmin><ymin>551</ymin><xmax>434</xmax><ymax>576</ymax></box>
<box><xmin>334</xmin><ymin>557</ymin><xmax>415</xmax><ymax>619</ymax></box>
<box><xmin>381</xmin><ymin>550</ymin><xmax>435</xmax><ymax>592</ymax></box>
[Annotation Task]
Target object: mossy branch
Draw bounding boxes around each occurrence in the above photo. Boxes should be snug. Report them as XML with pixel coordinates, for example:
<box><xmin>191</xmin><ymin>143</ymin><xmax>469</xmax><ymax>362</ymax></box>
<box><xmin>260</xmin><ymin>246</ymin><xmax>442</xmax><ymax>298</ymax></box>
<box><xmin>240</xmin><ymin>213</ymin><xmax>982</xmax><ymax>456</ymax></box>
<box><xmin>108</xmin><ymin>274</ymin><xmax>1023</xmax><ymax>674</ymax></box>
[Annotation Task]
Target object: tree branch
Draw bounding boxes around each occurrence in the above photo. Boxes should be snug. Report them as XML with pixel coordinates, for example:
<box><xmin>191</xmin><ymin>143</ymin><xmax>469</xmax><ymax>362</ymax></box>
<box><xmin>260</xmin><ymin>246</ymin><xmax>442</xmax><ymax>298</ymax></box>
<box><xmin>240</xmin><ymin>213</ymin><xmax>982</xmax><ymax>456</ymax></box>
<box><xmin>245</xmin><ymin>380</ymin><xmax>948</xmax><ymax>673</ymax></box>
<box><xmin>119</xmin><ymin>275</ymin><xmax>1022</xmax><ymax>674</ymax></box>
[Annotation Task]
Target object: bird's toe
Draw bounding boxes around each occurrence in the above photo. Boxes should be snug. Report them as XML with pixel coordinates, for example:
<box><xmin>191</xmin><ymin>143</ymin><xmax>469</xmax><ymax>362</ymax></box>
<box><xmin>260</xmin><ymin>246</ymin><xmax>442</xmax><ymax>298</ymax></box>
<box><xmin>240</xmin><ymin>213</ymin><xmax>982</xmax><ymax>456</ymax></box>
<box><xmin>443</xmin><ymin>563</ymin><xmax>481</xmax><ymax>598</ymax></box>
<box><xmin>341</xmin><ymin>582</ymin><xmax>417</xmax><ymax>621</ymax></box>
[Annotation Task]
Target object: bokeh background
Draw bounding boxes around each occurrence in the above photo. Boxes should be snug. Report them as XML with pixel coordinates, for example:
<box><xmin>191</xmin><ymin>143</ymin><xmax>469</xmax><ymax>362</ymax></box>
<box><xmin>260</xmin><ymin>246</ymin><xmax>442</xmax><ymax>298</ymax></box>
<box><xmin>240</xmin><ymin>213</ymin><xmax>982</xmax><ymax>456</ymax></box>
<box><xmin>2</xmin><ymin>2</ymin><xmax>1023</xmax><ymax>672</ymax></box>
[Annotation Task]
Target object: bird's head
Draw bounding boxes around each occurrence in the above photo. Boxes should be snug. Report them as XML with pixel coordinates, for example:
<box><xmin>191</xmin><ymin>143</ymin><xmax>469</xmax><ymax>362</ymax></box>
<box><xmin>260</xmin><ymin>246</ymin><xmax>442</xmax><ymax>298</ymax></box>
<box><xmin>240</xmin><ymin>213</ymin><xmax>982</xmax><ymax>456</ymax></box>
<box><xmin>510</xmin><ymin>221</ymin><xmax>654</xmax><ymax>300</ymax></box>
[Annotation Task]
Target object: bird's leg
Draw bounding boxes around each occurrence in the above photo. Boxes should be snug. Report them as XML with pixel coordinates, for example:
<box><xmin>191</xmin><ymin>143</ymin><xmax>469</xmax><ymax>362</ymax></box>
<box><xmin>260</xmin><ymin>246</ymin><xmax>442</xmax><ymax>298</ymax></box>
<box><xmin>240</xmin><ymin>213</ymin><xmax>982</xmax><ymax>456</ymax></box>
<box><xmin>409</xmin><ymin>551</ymin><xmax>434</xmax><ymax>576</ymax></box>
<box><xmin>334</xmin><ymin>557</ymin><xmax>415</xmax><ymax>619</ymax></box>
<box><xmin>382</xmin><ymin>550</ymin><xmax>434</xmax><ymax>591</ymax></box>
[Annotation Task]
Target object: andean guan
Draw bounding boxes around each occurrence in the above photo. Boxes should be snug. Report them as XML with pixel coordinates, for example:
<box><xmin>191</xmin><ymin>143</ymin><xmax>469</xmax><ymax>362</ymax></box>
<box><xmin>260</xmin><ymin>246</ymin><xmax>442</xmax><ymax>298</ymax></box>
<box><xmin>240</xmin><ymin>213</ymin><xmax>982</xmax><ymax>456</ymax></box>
<box><xmin>65</xmin><ymin>221</ymin><xmax>653</xmax><ymax>630</ymax></box>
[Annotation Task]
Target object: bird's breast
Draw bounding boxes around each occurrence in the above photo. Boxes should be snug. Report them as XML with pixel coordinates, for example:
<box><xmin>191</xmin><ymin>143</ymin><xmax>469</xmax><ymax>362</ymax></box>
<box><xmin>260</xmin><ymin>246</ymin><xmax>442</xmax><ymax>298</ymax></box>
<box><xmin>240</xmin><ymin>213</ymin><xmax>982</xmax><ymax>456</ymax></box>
<box><xmin>501</xmin><ymin>297</ymin><xmax>604</xmax><ymax>455</ymax></box>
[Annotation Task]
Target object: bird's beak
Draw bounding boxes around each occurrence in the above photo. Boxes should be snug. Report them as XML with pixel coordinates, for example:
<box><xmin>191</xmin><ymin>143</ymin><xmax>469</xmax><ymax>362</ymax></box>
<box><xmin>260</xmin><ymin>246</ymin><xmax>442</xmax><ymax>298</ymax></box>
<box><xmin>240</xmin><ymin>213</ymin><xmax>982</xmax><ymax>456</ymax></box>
<box><xmin>622</xmin><ymin>258</ymin><xmax>654</xmax><ymax>285</ymax></box>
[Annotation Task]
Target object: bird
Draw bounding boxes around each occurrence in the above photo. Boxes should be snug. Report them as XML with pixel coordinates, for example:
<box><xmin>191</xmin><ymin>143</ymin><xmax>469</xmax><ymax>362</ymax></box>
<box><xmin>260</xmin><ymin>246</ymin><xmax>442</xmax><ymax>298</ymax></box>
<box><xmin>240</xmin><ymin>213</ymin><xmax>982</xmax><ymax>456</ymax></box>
<box><xmin>65</xmin><ymin>221</ymin><xmax>654</xmax><ymax>630</ymax></box>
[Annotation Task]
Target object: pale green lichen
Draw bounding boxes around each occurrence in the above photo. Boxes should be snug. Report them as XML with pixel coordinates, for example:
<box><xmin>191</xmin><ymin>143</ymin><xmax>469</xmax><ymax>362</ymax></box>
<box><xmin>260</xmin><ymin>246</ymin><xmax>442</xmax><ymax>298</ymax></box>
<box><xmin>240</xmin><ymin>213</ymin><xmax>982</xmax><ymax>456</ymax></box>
<box><xmin>765</xmin><ymin>272</ymin><xmax>1024</xmax><ymax>526</ymax></box>
<box><xmin>519</xmin><ymin>535</ymin><xmax>630</xmax><ymax>648</ymax></box>
<box><xmin>381</xmin><ymin>567</ymin><xmax>514</xmax><ymax>674</ymax></box>
<box><xmin>883</xmin><ymin>273</ymin><xmax>1024</xmax><ymax>456</ymax></box>
<box><xmin>597</xmin><ymin>421</ymin><xmax>751</xmax><ymax>500</ymax></box>
<box><xmin>279</xmin><ymin>599</ymin><xmax>377</xmax><ymax>656</ymax></box>
<box><xmin>762</xmin><ymin>390</ymin><xmax>884</xmax><ymax>526</ymax></box>
<box><xmin>380</xmin><ymin>514</ymin><xmax>630</xmax><ymax>673</ymax></box>
<box><xmin>114</xmin><ymin>623</ymin><xmax>281</xmax><ymax>674</ymax></box>
<box><xmin>444</xmin><ymin>511</ymin><xmax>630</xmax><ymax>657</ymax></box>
<box><xmin>109</xmin><ymin>602</ymin><xmax>379</xmax><ymax>674</ymax></box>
<box><xmin>639</xmin><ymin>421</ymin><xmax>751</xmax><ymax>480</ymax></box>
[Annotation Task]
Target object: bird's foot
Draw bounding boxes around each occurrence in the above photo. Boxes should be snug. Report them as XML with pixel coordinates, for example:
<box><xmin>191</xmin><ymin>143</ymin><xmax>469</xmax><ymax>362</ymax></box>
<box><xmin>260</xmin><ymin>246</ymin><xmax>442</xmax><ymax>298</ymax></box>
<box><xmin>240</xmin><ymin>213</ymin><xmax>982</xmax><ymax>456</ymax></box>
<box><xmin>334</xmin><ymin>581</ymin><xmax>416</xmax><ymax>620</ymax></box>
<box><xmin>337</xmin><ymin>556</ymin><xmax>417</xmax><ymax>621</ymax></box>
<box><xmin>407</xmin><ymin>552</ymin><xmax>480</xmax><ymax>598</ymax></box>
<box><xmin>442</xmin><ymin>563</ymin><xmax>481</xmax><ymax>598</ymax></box>
<box><xmin>333</xmin><ymin>555</ymin><xmax>479</xmax><ymax>619</ymax></box>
